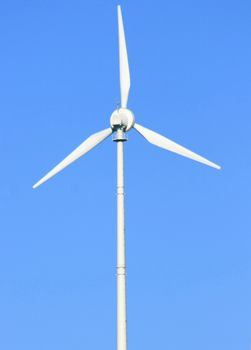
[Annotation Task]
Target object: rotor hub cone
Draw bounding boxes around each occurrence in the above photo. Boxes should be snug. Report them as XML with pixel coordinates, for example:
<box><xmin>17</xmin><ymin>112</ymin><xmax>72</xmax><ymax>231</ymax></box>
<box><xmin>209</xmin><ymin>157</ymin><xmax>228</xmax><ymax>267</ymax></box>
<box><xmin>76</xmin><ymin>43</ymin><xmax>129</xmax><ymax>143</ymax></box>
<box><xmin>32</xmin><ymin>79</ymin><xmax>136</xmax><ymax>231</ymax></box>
<box><xmin>110</xmin><ymin>108</ymin><xmax>135</xmax><ymax>131</ymax></box>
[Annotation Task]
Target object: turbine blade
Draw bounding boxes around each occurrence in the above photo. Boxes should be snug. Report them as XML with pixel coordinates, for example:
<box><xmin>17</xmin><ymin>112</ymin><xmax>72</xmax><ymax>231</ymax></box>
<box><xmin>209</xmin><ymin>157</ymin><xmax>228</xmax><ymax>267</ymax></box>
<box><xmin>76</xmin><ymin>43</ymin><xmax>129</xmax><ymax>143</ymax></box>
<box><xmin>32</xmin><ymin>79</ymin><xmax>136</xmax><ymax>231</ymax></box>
<box><xmin>134</xmin><ymin>123</ymin><xmax>221</xmax><ymax>170</ymax></box>
<box><xmin>33</xmin><ymin>128</ymin><xmax>113</xmax><ymax>189</ymax></box>
<box><xmin>117</xmin><ymin>5</ymin><xmax>130</xmax><ymax>108</ymax></box>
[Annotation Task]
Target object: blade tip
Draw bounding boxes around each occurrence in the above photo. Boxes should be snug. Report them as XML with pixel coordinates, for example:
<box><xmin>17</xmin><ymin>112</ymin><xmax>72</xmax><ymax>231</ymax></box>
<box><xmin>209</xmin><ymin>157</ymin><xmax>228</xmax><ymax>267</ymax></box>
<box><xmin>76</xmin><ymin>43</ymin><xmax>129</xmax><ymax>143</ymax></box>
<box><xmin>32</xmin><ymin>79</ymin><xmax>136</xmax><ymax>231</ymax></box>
<box><xmin>211</xmin><ymin>163</ymin><xmax>221</xmax><ymax>170</ymax></box>
<box><xmin>117</xmin><ymin>4</ymin><xmax>122</xmax><ymax>15</ymax></box>
<box><xmin>32</xmin><ymin>181</ymin><xmax>42</xmax><ymax>189</ymax></box>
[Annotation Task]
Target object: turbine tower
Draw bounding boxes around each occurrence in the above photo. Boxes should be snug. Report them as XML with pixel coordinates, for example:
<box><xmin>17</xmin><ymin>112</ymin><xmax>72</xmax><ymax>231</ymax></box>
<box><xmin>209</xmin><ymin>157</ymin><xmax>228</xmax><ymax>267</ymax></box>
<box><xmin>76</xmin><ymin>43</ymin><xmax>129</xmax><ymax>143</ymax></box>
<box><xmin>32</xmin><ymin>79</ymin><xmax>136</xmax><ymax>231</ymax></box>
<box><xmin>33</xmin><ymin>5</ymin><xmax>220</xmax><ymax>350</ymax></box>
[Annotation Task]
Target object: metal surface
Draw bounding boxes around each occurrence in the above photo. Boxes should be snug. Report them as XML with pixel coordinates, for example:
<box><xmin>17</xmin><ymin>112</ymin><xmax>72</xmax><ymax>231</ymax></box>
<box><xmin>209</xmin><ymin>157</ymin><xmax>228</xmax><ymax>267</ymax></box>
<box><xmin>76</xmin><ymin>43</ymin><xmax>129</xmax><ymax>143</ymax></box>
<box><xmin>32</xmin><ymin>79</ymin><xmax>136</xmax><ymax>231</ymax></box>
<box><xmin>116</xmin><ymin>129</ymin><xmax>127</xmax><ymax>350</ymax></box>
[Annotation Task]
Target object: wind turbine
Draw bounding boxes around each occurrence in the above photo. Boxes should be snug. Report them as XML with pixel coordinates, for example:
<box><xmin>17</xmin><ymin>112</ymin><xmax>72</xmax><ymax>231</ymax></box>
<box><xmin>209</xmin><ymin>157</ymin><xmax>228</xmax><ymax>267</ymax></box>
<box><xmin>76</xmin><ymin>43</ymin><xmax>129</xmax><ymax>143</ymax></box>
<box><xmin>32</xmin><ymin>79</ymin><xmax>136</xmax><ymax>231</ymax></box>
<box><xmin>33</xmin><ymin>5</ymin><xmax>220</xmax><ymax>350</ymax></box>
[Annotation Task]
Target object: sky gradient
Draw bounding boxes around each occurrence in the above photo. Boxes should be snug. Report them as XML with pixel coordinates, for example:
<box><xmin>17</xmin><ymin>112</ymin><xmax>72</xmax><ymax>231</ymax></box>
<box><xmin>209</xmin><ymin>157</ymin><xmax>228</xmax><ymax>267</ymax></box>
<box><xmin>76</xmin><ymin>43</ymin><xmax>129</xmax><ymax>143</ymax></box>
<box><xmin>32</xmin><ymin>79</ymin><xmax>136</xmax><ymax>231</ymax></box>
<box><xmin>0</xmin><ymin>1</ymin><xmax>250</xmax><ymax>349</ymax></box>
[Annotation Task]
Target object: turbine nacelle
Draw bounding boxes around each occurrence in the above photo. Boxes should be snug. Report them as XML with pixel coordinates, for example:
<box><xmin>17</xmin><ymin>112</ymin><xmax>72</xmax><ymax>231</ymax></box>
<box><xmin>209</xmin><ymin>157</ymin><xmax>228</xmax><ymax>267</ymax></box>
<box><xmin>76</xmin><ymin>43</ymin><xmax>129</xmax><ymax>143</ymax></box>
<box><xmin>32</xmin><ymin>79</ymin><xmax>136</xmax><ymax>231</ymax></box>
<box><xmin>110</xmin><ymin>108</ymin><xmax>135</xmax><ymax>131</ymax></box>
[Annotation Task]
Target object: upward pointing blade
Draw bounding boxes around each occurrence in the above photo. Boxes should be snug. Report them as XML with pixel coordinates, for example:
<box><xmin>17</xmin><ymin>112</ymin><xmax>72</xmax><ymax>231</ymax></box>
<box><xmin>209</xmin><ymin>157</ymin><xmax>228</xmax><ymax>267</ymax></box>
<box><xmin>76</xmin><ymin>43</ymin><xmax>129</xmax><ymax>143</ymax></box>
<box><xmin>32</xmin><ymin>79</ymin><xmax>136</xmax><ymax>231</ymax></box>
<box><xmin>134</xmin><ymin>123</ymin><xmax>221</xmax><ymax>169</ymax></box>
<box><xmin>117</xmin><ymin>5</ymin><xmax>130</xmax><ymax>108</ymax></box>
<box><xmin>33</xmin><ymin>128</ymin><xmax>112</xmax><ymax>189</ymax></box>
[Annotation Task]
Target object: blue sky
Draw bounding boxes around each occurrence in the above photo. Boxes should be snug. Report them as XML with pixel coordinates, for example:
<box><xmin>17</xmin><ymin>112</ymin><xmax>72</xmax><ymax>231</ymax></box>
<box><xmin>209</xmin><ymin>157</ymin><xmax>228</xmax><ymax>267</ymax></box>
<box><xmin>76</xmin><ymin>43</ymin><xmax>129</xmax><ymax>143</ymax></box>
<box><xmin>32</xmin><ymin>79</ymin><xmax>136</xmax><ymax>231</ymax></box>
<box><xmin>0</xmin><ymin>0</ymin><xmax>250</xmax><ymax>349</ymax></box>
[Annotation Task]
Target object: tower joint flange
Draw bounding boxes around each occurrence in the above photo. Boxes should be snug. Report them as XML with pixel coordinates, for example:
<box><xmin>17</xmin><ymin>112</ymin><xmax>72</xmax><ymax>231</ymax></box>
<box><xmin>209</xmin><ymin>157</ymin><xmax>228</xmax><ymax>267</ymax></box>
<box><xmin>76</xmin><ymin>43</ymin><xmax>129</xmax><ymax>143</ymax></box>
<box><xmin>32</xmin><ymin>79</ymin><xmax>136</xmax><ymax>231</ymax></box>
<box><xmin>113</xmin><ymin>129</ymin><xmax>128</xmax><ymax>142</ymax></box>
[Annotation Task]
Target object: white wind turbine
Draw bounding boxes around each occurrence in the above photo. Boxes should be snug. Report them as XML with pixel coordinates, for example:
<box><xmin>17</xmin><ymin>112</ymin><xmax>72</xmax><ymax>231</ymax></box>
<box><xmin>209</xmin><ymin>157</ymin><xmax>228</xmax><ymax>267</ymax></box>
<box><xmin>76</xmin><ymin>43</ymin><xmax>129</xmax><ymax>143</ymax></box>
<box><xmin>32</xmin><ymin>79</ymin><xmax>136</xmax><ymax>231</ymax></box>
<box><xmin>33</xmin><ymin>5</ymin><xmax>220</xmax><ymax>350</ymax></box>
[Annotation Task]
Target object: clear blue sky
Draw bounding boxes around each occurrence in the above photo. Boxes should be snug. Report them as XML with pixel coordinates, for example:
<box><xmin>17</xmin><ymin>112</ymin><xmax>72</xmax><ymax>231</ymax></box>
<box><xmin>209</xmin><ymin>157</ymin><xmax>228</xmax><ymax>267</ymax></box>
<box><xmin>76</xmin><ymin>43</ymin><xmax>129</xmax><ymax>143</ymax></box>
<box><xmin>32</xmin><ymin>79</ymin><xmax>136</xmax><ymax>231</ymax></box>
<box><xmin>0</xmin><ymin>1</ymin><xmax>250</xmax><ymax>349</ymax></box>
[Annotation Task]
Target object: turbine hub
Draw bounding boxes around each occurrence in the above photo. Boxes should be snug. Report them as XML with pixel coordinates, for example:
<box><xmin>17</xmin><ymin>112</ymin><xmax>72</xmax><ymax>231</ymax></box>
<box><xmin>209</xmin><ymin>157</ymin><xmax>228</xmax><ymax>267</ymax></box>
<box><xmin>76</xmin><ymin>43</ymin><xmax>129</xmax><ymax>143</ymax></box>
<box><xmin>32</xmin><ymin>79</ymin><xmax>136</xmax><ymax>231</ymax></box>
<box><xmin>110</xmin><ymin>108</ymin><xmax>135</xmax><ymax>132</ymax></box>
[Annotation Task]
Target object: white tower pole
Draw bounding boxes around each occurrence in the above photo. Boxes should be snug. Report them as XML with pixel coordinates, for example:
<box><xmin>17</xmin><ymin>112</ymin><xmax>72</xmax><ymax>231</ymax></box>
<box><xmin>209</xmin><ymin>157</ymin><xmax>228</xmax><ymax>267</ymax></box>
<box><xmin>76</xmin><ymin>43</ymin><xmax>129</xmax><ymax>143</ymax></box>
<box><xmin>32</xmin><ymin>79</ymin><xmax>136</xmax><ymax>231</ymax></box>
<box><xmin>116</xmin><ymin>129</ymin><xmax>127</xmax><ymax>350</ymax></box>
